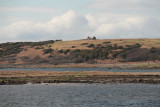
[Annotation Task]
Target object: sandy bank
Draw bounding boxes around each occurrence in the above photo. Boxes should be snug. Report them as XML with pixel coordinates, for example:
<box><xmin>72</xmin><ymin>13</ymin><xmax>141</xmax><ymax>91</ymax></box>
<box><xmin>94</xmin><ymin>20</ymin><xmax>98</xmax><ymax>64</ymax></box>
<box><xmin>0</xmin><ymin>71</ymin><xmax>160</xmax><ymax>85</ymax></box>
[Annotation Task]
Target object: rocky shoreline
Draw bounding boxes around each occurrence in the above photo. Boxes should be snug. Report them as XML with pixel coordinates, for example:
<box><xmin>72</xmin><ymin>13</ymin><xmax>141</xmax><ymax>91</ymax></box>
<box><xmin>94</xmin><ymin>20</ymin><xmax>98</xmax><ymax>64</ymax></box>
<box><xmin>0</xmin><ymin>71</ymin><xmax>160</xmax><ymax>85</ymax></box>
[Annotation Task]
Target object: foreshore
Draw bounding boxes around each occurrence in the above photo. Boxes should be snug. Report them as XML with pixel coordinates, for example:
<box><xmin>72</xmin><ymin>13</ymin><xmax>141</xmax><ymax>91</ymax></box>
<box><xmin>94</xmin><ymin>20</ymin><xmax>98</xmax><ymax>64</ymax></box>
<box><xmin>0</xmin><ymin>71</ymin><xmax>160</xmax><ymax>85</ymax></box>
<box><xmin>1</xmin><ymin>62</ymin><xmax>160</xmax><ymax>70</ymax></box>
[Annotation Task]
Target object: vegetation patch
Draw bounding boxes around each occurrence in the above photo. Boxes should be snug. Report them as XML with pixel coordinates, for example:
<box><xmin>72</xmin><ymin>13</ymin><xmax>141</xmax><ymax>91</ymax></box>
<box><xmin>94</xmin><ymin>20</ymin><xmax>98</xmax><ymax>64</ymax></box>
<box><xmin>43</xmin><ymin>49</ymin><xmax>54</xmax><ymax>54</ymax></box>
<box><xmin>103</xmin><ymin>41</ymin><xmax>111</xmax><ymax>44</ymax></box>
<box><xmin>87</xmin><ymin>44</ymin><xmax>95</xmax><ymax>48</ymax></box>
<box><xmin>81</xmin><ymin>43</ymin><xmax>88</xmax><ymax>45</ymax></box>
<box><xmin>0</xmin><ymin>40</ymin><xmax>55</xmax><ymax>57</ymax></box>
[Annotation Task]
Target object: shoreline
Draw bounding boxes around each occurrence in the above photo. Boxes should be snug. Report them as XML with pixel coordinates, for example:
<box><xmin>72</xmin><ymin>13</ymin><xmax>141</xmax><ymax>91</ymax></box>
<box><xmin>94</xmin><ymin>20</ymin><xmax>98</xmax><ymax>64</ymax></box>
<box><xmin>1</xmin><ymin>63</ymin><xmax>160</xmax><ymax>70</ymax></box>
<box><xmin>0</xmin><ymin>71</ymin><xmax>160</xmax><ymax>85</ymax></box>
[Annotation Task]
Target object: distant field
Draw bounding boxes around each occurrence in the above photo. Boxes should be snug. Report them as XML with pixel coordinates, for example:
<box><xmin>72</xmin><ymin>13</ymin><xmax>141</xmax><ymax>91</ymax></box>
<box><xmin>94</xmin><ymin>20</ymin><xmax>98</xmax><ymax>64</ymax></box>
<box><xmin>46</xmin><ymin>38</ymin><xmax>160</xmax><ymax>50</ymax></box>
<box><xmin>1</xmin><ymin>38</ymin><xmax>160</xmax><ymax>66</ymax></box>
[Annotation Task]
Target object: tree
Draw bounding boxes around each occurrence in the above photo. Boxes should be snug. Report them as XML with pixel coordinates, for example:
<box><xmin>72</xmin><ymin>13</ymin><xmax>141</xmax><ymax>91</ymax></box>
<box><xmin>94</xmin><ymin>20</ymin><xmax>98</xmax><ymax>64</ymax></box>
<box><xmin>93</xmin><ymin>36</ymin><xmax>96</xmax><ymax>40</ymax></box>
<box><xmin>87</xmin><ymin>36</ymin><xmax>91</xmax><ymax>40</ymax></box>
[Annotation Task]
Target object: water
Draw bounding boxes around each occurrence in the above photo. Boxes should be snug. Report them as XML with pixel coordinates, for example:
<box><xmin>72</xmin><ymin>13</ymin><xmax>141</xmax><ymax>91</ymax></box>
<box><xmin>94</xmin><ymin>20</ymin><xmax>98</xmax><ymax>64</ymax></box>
<box><xmin>0</xmin><ymin>67</ymin><xmax>160</xmax><ymax>72</ymax></box>
<box><xmin>0</xmin><ymin>83</ymin><xmax>160</xmax><ymax>107</ymax></box>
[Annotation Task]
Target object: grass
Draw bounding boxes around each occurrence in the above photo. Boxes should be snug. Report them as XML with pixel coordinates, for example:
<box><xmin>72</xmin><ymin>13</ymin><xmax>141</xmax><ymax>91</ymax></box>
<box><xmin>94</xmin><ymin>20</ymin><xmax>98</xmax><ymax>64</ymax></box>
<box><xmin>13</xmin><ymin>62</ymin><xmax>160</xmax><ymax>69</ymax></box>
<box><xmin>2</xmin><ymin>38</ymin><xmax>160</xmax><ymax>66</ymax></box>
<box><xmin>41</xmin><ymin>38</ymin><xmax>160</xmax><ymax>51</ymax></box>
<box><xmin>1</xmin><ymin>71</ymin><xmax>160</xmax><ymax>84</ymax></box>
<box><xmin>1</xmin><ymin>71</ymin><xmax>160</xmax><ymax>78</ymax></box>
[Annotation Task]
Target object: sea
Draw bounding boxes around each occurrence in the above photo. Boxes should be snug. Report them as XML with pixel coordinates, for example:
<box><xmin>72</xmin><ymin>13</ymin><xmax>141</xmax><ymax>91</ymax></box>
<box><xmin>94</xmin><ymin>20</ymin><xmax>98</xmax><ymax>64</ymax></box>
<box><xmin>0</xmin><ymin>68</ymin><xmax>160</xmax><ymax>107</ymax></box>
<box><xmin>0</xmin><ymin>83</ymin><xmax>160</xmax><ymax>107</ymax></box>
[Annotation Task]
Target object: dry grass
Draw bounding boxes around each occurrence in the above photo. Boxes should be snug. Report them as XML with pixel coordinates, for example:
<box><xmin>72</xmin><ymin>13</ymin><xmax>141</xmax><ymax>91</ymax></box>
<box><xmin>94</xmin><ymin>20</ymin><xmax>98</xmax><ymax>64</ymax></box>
<box><xmin>0</xmin><ymin>71</ymin><xmax>160</xmax><ymax>78</ymax></box>
<box><xmin>42</xmin><ymin>38</ymin><xmax>160</xmax><ymax>50</ymax></box>
<box><xmin>17</xmin><ymin>47</ymin><xmax>47</xmax><ymax>58</ymax></box>
<box><xmin>3</xmin><ymin>38</ymin><xmax>160</xmax><ymax>65</ymax></box>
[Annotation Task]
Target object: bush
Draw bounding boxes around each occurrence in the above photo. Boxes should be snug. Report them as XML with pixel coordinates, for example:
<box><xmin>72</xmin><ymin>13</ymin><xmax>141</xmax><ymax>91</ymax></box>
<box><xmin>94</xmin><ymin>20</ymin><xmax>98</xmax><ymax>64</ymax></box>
<box><xmin>118</xmin><ymin>46</ymin><xmax>123</xmax><ymax>49</ymax></box>
<box><xmin>43</xmin><ymin>49</ymin><xmax>54</xmax><ymax>54</ymax></box>
<box><xmin>93</xmin><ymin>36</ymin><xmax>96</xmax><ymax>40</ymax></box>
<box><xmin>125</xmin><ymin>43</ymin><xmax>141</xmax><ymax>49</ymax></box>
<box><xmin>72</xmin><ymin>46</ymin><xmax>75</xmax><ymax>48</ymax></box>
<box><xmin>81</xmin><ymin>43</ymin><xmax>88</xmax><ymax>45</ymax></box>
<box><xmin>55</xmin><ymin>39</ymin><xmax>62</xmax><ymax>41</ymax></box>
<box><xmin>0</xmin><ymin>50</ymin><xmax>3</xmax><ymax>57</ymax></box>
<box><xmin>111</xmin><ymin>51</ymin><xmax>121</xmax><ymax>58</ymax></box>
<box><xmin>150</xmin><ymin>47</ymin><xmax>157</xmax><ymax>53</ymax></box>
<box><xmin>97</xmin><ymin>44</ymin><xmax>101</xmax><ymax>47</ymax></box>
<box><xmin>64</xmin><ymin>49</ymin><xmax>71</xmax><ymax>55</ymax></box>
<box><xmin>105</xmin><ymin>45</ymin><xmax>113</xmax><ymax>50</ymax></box>
<box><xmin>87</xmin><ymin>44</ymin><xmax>95</xmax><ymax>48</ymax></box>
<box><xmin>72</xmin><ymin>49</ymin><xmax>80</xmax><ymax>53</ymax></box>
<box><xmin>119</xmin><ymin>53</ymin><xmax>127</xmax><ymax>59</ymax></box>
<box><xmin>58</xmin><ymin>49</ymin><xmax>64</xmax><ymax>53</ymax></box>
<box><xmin>103</xmin><ymin>41</ymin><xmax>111</xmax><ymax>44</ymax></box>
<box><xmin>113</xmin><ymin>44</ymin><xmax>118</xmax><ymax>49</ymax></box>
<box><xmin>31</xmin><ymin>40</ymin><xmax>55</xmax><ymax>47</ymax></box>
<box><xmin>0</xmin><ymin>40</ymin><xmax>55</xmax><ymax>57</ymax></box>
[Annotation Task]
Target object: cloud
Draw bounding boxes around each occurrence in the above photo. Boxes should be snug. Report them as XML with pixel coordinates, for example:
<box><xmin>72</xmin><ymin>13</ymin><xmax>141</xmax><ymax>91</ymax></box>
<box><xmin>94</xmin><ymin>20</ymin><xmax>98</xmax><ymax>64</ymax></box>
<box><xmin>0</xmin><ymin>10</ymin><xmax>94</xmax><ymax>42</ymax></box>
<box><xmin>0</xmin><ymin>10</ymin><xmax>160</xmax><ymax>43</ymax></box>
<box><xmin>0</xmin><ymin>7</ymin><xmax>60</xmax><ymax>14</ymax></box>
<box><xmin>88</xmin><ymin>0</ymin><xmax>160</xmax><ymax>10</ymax></box>
<box><xmin>90</xmin><ymin>13</ymin><xmax>160</xmax><ymax>38</ymax></box>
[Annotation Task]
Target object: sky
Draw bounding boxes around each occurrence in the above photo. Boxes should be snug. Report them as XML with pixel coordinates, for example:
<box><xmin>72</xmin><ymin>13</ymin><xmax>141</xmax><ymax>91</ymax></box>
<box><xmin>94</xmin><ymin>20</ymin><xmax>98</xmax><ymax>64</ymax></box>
<box><xmin>0</xmin><ymin>0</ymin><xmax>160</xmax><ymax>43</ymax></box>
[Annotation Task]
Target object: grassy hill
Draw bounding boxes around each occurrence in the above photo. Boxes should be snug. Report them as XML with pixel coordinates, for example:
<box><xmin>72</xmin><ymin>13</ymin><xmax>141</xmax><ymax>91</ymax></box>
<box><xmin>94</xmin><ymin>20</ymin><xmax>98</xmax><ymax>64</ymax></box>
<box><xmin>0</xmin><ymin>38</ymin><xmax>160</xmax><ymax>68</ymax></box>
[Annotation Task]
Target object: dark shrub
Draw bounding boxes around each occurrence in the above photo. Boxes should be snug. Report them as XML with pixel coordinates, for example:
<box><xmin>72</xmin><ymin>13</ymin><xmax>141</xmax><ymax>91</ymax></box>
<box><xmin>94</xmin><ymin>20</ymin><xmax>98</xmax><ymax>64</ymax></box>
<box><xmin>0</xmin><ymin>40</ymin><xmax>55</xmax><ymax>57</ymax></box>
<box><xmin>48</xmin><ymin>55</ymin><xmax>53</xmax><ymax>58</ymax></box>
<box><xmin>93</xmin><ymin>36</ymin><xmax>96</xmax><ymax>40</ymax></box>
<box><xmin>103</xmin><ymin>41</ymin><xmax>111</xmax><ymax>44</ymax></box>
<box><xmin>119</xmin><ymin>53</ymin><xmax>127</xmax><ymax>59</ymax></box>
<box><xmin>118</xmin><ymin>46</ymin><xmax>123</xmax><ymax>49</ymax></box>
<box><xmin>55</xmin><ymin>39</ymin><xmax>62</xmax><ymax>41</ymax></box>
<box><xmin>31</xmin><ymin>40</ymin><xmax>55</xmax><ymax>47</ymax></box>
<box><xmin>64</xmin><ymin>49</ymin><xmax>71</xmax><ymax>55</ymax></box>
<box><xmin>58</xmin><ymin>49</ymin><xmax>64</xmax><ymax>53</ymax></box>
<box><xmin>72</xmin><ymin>49</ymin><xmax>80</xmax><ymax>53</ymax></box>
<box><xmin>150</xmin><ymin>47</ymin><xmax>157</xmax><ymax>53</ymax></box>
<box><xmin>125</xmin><ymin>43</ymin><xmax>141</xmax><ymax>49</ymax></box>
<box><xmin>81</xmin><ymin>43</ymin><xmax>88</xmax><ymax>45</ymax></box>
<box><xmin>72</xmin><ymin>46</ymin><xmax>75</xmax><ymax>48</ymax></box>
<box><xmin>87</xmin><ymin>44</ymin><xmax>95</xmax><ymax>48</ymax></box>
<box><xmin>105</xmin><ymin>45</ymin><xmax>113</xmax><ymax>50</ymax></box>
<box><xmin>0</xmin><ymin>50</ymin><xmax>3</xmax><ymax>57</ymax></box>
<box><xmin>113</xmin><ymin>44</ymin><xmax>118</xmax><ymax>49</ymax></box>
<box><xmin>97</xmin><ymin>44</ymin><xmax>101</xmax><ymax>47</ymax></box>
<box><xmin>112</xmin><ymin>51</ymin><xmax>120</xmax><ymax>58</ymax></box>
<box><xmin>43</xmin><ymin>49</ymin><xmax>54</xmax><ymax>54</ymax></box>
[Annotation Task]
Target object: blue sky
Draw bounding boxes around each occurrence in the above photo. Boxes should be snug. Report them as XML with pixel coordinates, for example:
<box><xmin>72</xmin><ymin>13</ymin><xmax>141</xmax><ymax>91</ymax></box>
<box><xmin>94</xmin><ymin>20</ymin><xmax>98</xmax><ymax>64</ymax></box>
<box><xmin>0</xmin><ymin>0</ymin><xmax>160</xmax><ymax>42</ymax></box>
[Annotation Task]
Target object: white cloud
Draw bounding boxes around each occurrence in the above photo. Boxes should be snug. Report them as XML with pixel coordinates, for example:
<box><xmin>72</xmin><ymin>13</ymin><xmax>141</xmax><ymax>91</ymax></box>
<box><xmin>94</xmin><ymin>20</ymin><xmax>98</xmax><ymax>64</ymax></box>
<box><xmin>0</xmin><ymin>7</ymin><xmax>60</xmax><ymax>14</ymax></box>
<box><xmin>88</xmin><ymin>0</ymin><xmax>160</xmax><ymax>10</ymax></box>
<box><xmin>0</xmin><ymin>10</ymin><xmax>93</xmax><ymax>42</ymax></box>
<box><xmin>0</xmin><ymin>10</ymin><xmax>160</xmax><ymax>43</ymax></box>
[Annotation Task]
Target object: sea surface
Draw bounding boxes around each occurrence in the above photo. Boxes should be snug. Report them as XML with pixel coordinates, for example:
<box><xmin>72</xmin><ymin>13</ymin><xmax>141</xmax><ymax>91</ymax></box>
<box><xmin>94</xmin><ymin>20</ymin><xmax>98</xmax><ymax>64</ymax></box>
<box><xmin>0</xmin><ymin>83</ymin><xmax>160</xmax><ymax>107</ymax></box>
<box><xmin>0</xmin><ymin>67</ymin><xmax>160</xmax><ymax>72</ymax></box>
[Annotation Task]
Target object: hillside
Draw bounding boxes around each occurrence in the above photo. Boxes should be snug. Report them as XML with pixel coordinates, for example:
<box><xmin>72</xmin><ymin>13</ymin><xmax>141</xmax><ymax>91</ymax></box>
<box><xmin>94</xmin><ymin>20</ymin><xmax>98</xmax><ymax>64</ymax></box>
<box><xmin>0</xmin><ymin>38</ymin><xmax>160</xmax><ymax>68</ymax></box>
